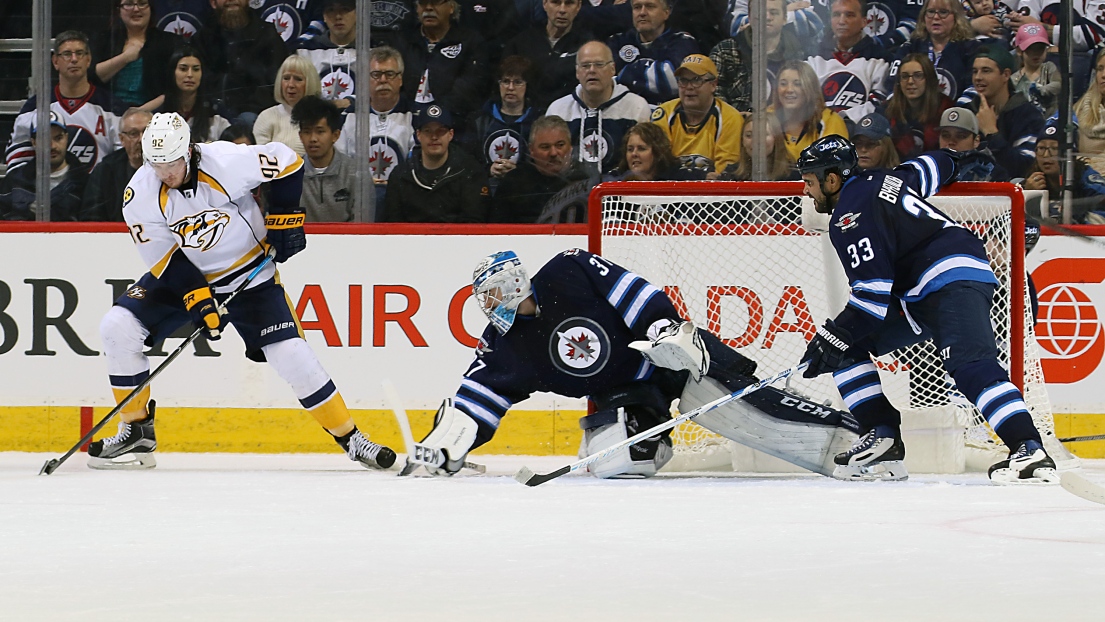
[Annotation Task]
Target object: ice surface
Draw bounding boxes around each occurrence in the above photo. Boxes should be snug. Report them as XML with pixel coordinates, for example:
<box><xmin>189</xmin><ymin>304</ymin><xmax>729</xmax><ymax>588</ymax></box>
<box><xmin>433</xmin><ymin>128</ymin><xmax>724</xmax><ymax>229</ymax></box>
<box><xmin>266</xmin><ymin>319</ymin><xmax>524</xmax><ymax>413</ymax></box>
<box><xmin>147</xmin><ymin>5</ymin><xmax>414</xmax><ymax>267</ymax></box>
<box><xmin>2</xmin><ymin>452</ymin><xmax>1104</xmax><ymax>621</ymax></box>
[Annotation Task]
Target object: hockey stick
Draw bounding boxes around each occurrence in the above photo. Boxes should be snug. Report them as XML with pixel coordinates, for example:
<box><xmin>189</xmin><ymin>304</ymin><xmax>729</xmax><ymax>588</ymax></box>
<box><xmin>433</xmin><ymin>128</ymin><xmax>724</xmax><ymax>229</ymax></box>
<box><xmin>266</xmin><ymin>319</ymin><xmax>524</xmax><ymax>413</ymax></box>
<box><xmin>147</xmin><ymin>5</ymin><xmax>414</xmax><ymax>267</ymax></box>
<box><xmin>38</xmin><ymin>250</ymin><xmax>276</xmax><ymax>476</ymax></box>
<box><xmin>381</xmin><ymin>380</ymin><xmax>486</xmax><ymax>476</ymax></box>
<box><xmin>1060</xmin><ymin>471</ymin><xmax>1105</xmax><ymax>506</ymax></box>
<box><xmin>1058</xmin><ymin>433</ymin><xmax>1105</xmax><ymax>443</ymax></box>
<box><xmin>513</xmin><ymin>362</ymin><xmax>810</xmax><ymax>487</ymax></box>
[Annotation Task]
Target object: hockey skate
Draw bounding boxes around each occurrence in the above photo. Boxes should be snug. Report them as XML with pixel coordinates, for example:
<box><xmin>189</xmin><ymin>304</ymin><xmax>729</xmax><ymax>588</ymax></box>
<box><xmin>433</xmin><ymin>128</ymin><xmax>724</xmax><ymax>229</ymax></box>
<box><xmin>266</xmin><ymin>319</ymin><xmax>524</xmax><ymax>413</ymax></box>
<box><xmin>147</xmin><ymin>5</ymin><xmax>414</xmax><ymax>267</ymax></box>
<box><xmin>988</xmin><ymin>440</ymin><xmax>1059</xmax><ymax>485</ymax></box>
<box><xmin>335</xmin><ymin>428</ymin><xmax>396</xmax><ymax>470</ymax></box>
<box><xmin>87</xmin><ymin>401</ymin><xmax>157</xmax><ymax>470</ymax></box>
<box><xmin>832</xmin><ymin>425</ymin><xmax>908</xmax><ymax>481</ymax></box>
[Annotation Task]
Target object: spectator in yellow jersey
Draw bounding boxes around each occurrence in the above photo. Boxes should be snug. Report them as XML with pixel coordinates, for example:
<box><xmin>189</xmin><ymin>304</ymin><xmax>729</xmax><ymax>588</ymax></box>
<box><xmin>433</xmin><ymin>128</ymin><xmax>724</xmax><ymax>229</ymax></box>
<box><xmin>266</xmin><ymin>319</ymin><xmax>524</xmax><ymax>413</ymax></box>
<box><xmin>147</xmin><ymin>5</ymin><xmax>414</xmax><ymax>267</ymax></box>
<box><xmin>771</xmin><ymin>60</ymin><xmax>848</xmax><ymax>161</ymax></box>
<box><xmin>650</xmin><ymin>54</ymin><xmax>743</xmax><ymax>178</ymax></box>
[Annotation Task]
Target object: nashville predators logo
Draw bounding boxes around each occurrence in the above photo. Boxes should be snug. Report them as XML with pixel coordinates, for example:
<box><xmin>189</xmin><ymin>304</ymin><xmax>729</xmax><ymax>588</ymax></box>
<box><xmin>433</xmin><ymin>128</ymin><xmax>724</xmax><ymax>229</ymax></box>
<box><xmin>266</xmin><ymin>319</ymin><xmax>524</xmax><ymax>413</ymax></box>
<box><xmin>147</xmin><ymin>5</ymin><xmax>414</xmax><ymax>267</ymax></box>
<box><xmin>549</xmin><ymin>317</ymin><xmax>610</xmax><ymax>377</ymax></box>
<box><xmin>122</xmin><ymin>186</ymin><xmax>134</xmax><ymax>207</ymax></box>
<box><xmin>170</xmin><ymin>210</ymin><xmax>231</xmax><ymax>251</ymax></box>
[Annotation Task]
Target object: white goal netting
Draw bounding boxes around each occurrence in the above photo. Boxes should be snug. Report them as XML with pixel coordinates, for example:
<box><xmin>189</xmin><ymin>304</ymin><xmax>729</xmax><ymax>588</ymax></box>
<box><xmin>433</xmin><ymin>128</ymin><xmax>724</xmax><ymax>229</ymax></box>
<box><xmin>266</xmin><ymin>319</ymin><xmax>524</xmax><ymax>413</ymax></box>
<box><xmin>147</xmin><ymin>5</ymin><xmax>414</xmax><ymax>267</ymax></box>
<box><xmin>589</xmin><ymin>181</ymin><xmax>1077</xmax><ymax>473</ymax></box>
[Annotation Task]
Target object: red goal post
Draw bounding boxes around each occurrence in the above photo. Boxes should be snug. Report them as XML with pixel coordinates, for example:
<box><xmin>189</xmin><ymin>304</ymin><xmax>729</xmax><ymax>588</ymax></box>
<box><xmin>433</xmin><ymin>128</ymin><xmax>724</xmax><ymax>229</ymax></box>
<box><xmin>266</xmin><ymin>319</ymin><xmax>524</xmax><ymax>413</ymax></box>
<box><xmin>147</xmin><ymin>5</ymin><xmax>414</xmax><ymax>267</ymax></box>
<box><xmin>587</xmin><ymin>180</ymin><xmax>1071</xmax><ymax>473</ymax></box>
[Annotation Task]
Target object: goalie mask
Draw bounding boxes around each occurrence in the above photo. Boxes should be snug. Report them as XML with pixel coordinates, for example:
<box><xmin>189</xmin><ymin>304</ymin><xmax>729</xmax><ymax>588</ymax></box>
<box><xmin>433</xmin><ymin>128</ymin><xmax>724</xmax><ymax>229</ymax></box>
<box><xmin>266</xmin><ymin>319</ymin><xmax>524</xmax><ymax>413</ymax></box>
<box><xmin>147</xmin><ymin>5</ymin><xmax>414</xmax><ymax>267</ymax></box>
<box><xmin>473</xmin><ymin>250</ymin><xmax>532</xmax><ymax>334</ymax></box>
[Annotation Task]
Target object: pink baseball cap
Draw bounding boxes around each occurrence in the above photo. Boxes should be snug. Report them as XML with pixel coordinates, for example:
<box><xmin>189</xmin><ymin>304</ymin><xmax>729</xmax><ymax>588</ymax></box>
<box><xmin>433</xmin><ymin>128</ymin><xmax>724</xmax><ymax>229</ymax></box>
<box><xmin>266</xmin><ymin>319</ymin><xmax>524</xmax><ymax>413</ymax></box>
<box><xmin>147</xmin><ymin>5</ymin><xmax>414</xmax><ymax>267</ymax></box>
<box><xmin>1015</xmin><ymin>23</ymin><xmax>1051</xmax><ymax>50</ymax></box>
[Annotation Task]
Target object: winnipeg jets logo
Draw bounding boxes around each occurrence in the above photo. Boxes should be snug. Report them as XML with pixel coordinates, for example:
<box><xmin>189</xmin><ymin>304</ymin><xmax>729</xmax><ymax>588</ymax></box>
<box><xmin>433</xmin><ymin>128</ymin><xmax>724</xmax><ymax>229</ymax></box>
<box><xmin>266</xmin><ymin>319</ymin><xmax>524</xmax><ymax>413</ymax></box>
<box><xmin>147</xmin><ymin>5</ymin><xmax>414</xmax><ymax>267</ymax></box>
<box><xmin>485</xmin><ymin>129</ymin><xmax>523</xmax><ymax>164</ymax></box>
<box><xmin>580</xmin><ymin>127</ymin><xmax>609</xmax><ymax>163</ymax></box>
<box><xmin>864</xmin><ymin>3</ymin><xmax>894</xmax><ymax>37</ymax></box>
<box><xmin>158</xmin><ymin>13</ymin><xmax>200</xmax><ymax>39</ymax></box>
<box><xmin>439</xmin><ymin>44</ymin><xmax>463</xmax><ymax>59</ymax></box>
<box><xmin>170</xmin><ymin>210</ymin><xmax>231</xmax><ymax>251</ymax></box>
<box><xmin>372</xmin><ymin>1</ymin><xmax>411</xmax><ymax>28</ymax></box>
<box><xmin>835</xmin><ymin>212</ymin><xmax>861</xmax><ymax>231</ymax></box>
<box><xmin>822</xmin><ymin>72</ymin><xmax>869</xmax><ymax>112</ymax></box>
<box><xmin>369</xmin><ymin>140</ymin><xmax>399</xmax><ymax>182</ymax></box>
<box><xmin>619</xmin><ymin>45</ymin><xmax>640</xmax><ymax>63</ymax></box>
<box><xmin>549</xmin><ymin>317</ymin><xmax>610</xmax><ymax>377</ymax></box>
<box><xmin>322</xmin><ymin>68</ymin><xmax>355</xmax><ymax>100</ymax></box>
<box><xmin>263</xmin><ymin>6</ymin><xmax>302</xmax><ymax>42</ymax></box>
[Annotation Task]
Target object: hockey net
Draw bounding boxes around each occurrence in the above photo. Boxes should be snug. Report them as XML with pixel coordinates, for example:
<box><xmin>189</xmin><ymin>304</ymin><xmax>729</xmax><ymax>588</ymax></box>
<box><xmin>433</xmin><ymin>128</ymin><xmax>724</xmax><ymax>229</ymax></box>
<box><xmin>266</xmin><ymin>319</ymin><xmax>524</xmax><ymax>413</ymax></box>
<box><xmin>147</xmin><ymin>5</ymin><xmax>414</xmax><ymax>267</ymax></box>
<box><xmin>588</xmin><ymin>181</ymin><xmax>1077</xmax><ymax>473</ymax></box>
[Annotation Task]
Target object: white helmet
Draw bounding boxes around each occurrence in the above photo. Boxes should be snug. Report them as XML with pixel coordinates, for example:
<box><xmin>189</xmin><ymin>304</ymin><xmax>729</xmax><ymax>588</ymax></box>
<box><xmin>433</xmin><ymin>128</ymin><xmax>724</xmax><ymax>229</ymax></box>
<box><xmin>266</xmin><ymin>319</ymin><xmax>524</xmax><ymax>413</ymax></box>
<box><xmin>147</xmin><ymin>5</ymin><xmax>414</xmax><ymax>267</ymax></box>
<box><xmin>473</xmin><ymin>251</ymin><xmax>532</xmax><ymax>335</ymax></box>
<box><xmin>142</xmin><ymin>112</ymin><xmax>191</xmax><ymax>164</ymax></box>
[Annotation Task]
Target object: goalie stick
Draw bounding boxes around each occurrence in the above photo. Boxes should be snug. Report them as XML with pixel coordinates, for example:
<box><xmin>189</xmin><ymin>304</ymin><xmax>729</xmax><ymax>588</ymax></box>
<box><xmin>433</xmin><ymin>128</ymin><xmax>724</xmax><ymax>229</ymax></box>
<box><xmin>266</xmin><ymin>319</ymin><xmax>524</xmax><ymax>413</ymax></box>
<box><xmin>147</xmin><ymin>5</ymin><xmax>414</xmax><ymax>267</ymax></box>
<box><xmin>38</xmin><ymin>249</ymin><xmax>276</xmax><ymax>476</ymax></box>
<box><xmin>513</xmin><ymin>362</ymin><xmax>810</xmax><ymax>487</ymax></box>
<box><xmin>1060</xmin><ymin>471</ymin><xmax>1105</xmax><ymax>506</ymax></box>
<box><xmin>381</xmin><ymin>380</ymin><xmax>485</xmax><ymax>476</ymax></box>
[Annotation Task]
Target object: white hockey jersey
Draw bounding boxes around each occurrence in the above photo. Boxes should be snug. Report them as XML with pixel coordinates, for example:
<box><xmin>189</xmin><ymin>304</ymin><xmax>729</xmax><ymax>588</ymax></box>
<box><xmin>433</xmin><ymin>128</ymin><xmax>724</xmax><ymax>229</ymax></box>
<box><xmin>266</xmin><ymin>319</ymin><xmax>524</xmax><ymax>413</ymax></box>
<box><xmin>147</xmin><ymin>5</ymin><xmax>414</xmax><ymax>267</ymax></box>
<box><xmin>122</xmin><ymin>141</ymin><xmax>302</xmax><ymax>294</ymax></box>
<box><xmin>297</xmin><ymin>46</ymin><xmax>358</xmax><ymax>104</ymax></box>
<box><xmin>806</xmin><ymin>55</ymin><xmax>890</xmax><ymax>124</ymax></box>
<box><xmin>5</xmin><ymin>86</ymin><xmax>122</xmax><ymax>169</ymax></box>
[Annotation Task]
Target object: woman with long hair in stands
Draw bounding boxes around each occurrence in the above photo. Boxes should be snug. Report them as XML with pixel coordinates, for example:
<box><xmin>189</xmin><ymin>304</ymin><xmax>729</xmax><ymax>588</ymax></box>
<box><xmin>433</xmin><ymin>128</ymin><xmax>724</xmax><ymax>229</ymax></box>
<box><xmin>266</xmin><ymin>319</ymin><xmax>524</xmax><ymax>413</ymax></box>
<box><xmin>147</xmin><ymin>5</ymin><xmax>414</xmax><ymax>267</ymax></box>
<box><xmin>160</xmin><ymin>46</ymin><xmax>231</xmax><ymax>143</ymax></box>
<box><xmin>723</xmin><ymin>112</ymin><xmax>796</xmax><ymax>181</ymax></box>
<box><xmin>896</xmin><ymin>0</ymin><xmax>979</xmax><ymax>101</ymax></box>
<box><xmin>1076</xmin><ymin>49</ymin><xmax>1105</xmax><ymax>155</ymax></box>
<box><xmin>883</xmin><ymin>53</ymin><xmax>953</xmax><ymax>160</ymax></box>
<box><xmin>770</xmin><ymin>60</ymin><xmax>848</xmax><ymax>161</ymax></box>
<box><xmin>615</xmin><ymin>122</ymin><xmax>705</xmax><ymax>181</ymax></box>
<box><xmin>89</xmin><ymin>0</ymin><xmax>181</xmax><ymax>108</ymax></box>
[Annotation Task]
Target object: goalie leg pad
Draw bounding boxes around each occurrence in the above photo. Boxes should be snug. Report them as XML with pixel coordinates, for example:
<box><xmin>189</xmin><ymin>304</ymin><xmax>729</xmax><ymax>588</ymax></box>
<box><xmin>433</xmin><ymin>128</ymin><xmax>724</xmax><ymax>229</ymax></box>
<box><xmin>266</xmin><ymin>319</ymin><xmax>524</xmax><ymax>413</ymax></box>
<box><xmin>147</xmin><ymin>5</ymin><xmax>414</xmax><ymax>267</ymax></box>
<box><xmin>579</xmin><ymin>407</ymin><xmax>673</xmax><ymax>478</ymax></box>
<box><xmin>406</xmin><ymin>399</ymin><xmax>479</xmax><ymax>476</ymax></box>
<box><xmin>681</xmin><ymin>377</ymin><xmax>856</xmax><ymax>476</ymax></box>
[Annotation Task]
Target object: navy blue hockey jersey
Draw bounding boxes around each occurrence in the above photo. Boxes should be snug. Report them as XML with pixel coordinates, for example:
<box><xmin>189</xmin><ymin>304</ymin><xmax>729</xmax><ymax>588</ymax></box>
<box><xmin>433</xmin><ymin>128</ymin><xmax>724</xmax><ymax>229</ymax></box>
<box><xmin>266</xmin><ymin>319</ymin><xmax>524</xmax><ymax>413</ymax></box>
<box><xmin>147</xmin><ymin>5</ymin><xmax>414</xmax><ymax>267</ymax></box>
<box><xmin>453</xmin><ymin>249</ymin><xmax>679</xmax><ymax>444</ymax></box>
<box><xmin>829</xmin><ymin>152</ymin><xmax>999</xmax><ymax>340</ymax></box>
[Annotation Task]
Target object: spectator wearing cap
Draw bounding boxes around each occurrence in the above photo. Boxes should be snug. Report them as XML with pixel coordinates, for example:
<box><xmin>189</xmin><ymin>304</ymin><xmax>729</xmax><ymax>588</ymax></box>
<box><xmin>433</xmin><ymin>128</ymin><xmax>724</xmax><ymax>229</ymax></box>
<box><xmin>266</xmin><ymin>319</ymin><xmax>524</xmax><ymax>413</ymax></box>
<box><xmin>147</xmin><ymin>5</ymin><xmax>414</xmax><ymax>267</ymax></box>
<box><xmin>297</xmin><ymin>0</ymin><xmax>359</xmax><ymax>111</ymax></box>
<box><xmin>957</xmin><ymin>44</ymin><xmax>1043</xmax><ymax>179</ymax></box>
<box><xmin>851</xmin><ymin>112</ymin><xmax>900</xmax><ymax>170</ymax></box>
<box><xmin>606</xmin><ymin>0</ymin><xmax>699</xmax><ymax>105</ymax></box>
<box><xmin>938</xmin><ymin>106</ymin><xmax>1009</xmax><ymax>181</ymax></box>
<box><xmin>503</xmin><ymin>0</ymin><xmax>594</xmax><ymax>111</ymax></box>
<box><xmin>651</xmin><ymin>54</ymin><xmax>743</xmax><ymax>176</ymax></box>
<box><xmin>1022</xmin><ymin>123</ymin><xmax>1105</xmax><ymax>223</ymax></box>
<box><xmin>381</xmin><ymin>104</ymin><xmax>491</xmax><ymax>222</ymax></box>
<box><xmin>883</xmin><ymin>53</ymin><xmax>953</xmax><ymax>161</ymax></box>
<box><xmin>1011</xmin><ymin>23</ymin><xmax>1060</xmax><ymax>117</ymax></box>
<box><xmin>0</xmin><ymin>114</ymin><xmax>90</xmax><ymax>221</ymax></box>
<box><xmin>80</xmin><ymin>107</ymin><xmax>152</xmax><ymax>221</ymax></box>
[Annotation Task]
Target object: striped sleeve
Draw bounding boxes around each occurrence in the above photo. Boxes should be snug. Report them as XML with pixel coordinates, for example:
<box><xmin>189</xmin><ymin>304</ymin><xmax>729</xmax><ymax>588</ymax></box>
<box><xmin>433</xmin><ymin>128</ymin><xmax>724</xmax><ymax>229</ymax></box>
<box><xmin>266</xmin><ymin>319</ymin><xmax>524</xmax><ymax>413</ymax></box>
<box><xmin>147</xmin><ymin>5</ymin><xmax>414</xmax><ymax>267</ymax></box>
<box><xmin>896</xmin><ymin>151</ymin><xmax>957</xmax><ymax>199</ymax></box>
<box><xmin>454</xmin><ymin>377</ymin><xmax>514</xmax><ymax>431</ymax></box>
<box><xmin>847</xmin><ymin>278</ymin><xmax>893</xmax><ymax>320</ymax></box>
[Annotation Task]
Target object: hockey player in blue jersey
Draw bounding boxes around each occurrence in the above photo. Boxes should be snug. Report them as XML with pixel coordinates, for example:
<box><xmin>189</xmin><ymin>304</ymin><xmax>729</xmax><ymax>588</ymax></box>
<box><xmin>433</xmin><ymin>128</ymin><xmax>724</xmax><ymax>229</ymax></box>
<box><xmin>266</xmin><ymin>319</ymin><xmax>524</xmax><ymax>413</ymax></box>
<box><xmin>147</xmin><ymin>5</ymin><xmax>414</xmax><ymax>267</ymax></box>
<box><xmin>403</xmin><ymin>249</ymin><xmax>864</xmax><ymax>478</ymax></box>
<box><xmin>795</xmin><ymin>135</ymin><xmax>1058</xmax><ymax>484</ymax></box>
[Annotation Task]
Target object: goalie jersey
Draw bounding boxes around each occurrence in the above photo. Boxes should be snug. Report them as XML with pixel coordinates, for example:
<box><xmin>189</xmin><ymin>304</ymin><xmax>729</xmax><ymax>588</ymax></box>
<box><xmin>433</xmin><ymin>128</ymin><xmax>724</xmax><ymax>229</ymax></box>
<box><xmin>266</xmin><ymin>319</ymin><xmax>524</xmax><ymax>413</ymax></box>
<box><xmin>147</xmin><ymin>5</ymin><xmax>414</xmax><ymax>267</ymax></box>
<box><xmin>453</xmin><ymin>249</ymin><xmax>680</xmax><ymax>441</ymax></box>
<box><xmin>829</xmin><ymin>151</ymin><xmax>998</xmax><ymax>340</ymax></box>
<box><xmin>122</xmin><ymin>141</ymin><xmax>302</xmax><ymax>294</ymax></box>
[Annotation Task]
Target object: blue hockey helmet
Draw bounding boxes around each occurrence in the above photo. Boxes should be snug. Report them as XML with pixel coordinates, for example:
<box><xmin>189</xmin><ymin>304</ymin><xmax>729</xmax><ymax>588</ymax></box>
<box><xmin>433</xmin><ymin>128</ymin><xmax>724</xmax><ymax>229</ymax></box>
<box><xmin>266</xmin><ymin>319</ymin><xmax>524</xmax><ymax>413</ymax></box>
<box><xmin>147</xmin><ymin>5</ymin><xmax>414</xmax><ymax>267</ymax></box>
<box><xmin>473</xmin><ymin>251</ymin><xmax>532</xmax><ymax>335</ymax></box>
<box><xmin>797</xmin><ymin>135</ymin><xmax>858</xmax><ymax>183</ymax></box>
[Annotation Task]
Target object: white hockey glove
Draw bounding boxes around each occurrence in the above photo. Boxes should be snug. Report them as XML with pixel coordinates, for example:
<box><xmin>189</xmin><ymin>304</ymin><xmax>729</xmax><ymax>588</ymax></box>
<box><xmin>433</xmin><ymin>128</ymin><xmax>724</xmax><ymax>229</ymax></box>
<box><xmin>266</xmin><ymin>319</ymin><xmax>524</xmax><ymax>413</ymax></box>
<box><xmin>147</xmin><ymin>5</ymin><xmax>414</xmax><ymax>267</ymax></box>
<box><xmin>630</xmin><ymin>320</ymin><xmax>710</xmax><ymax>380</ymax></box>
<box><xmin>404</xmin><ymin>398</ymin><xmax>479</xmax><ymax>476</ymax></box>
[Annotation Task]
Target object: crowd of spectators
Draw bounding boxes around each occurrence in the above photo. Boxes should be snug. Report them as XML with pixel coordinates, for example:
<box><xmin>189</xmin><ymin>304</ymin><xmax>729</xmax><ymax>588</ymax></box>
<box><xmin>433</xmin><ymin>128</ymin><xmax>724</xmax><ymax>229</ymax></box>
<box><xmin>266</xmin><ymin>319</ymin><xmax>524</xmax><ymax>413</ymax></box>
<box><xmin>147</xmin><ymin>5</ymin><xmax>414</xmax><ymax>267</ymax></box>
<box><xmin>4</xmin><ymin>0</ymin><xmax>1105</xmax><ymax>223</ymax></box>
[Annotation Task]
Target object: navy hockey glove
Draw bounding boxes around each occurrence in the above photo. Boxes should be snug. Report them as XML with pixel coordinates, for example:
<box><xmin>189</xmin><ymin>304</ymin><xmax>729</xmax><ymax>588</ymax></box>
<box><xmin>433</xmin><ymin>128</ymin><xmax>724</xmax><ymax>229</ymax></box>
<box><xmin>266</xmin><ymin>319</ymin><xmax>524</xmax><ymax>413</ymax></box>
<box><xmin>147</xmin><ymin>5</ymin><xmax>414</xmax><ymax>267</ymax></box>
<box><xmin>183</xmin><ymin>286</ymin><xmax>225</xmax><ymax>340</ymax></box>
<box><xmin>802</xmin><ymin>320</ymin><xmax>852</xmax><ymax>378</ymax></box>
<box><xmin>265</xmin><ymin>208</ymin><xmax>306</xmax><ymax>263</ymax></box>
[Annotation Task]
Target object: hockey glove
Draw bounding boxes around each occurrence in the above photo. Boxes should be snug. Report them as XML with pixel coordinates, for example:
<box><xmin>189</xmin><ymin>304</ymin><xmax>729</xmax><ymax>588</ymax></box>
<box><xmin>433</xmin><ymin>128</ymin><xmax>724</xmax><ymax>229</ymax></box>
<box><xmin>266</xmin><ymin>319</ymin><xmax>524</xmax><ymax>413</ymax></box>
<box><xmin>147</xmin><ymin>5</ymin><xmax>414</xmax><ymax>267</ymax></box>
<box><xmin>265</xmin><ymin>208</ymin><xmax>306</xmax><ymax>263</ymax></box>
<box><xmin>183</xmin><ymin>286</ymin><xmax>225</xmax><ymax>340</ymax></box>
<box><xmin>802</xmin><ymin>320</ymin><xmax>852</xmax><ymax>378</ymax></box>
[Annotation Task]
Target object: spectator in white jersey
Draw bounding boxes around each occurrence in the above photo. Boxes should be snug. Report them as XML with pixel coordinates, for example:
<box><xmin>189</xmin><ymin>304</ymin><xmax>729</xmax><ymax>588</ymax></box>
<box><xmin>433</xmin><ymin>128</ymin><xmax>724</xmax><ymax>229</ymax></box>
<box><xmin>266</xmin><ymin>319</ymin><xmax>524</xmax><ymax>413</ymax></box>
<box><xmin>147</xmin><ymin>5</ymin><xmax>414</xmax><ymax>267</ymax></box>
<box><xmin>807</xmin><ymin>0</ymin><xmax>891</xmax><ymax>124</ymax></box>
<box><xmin>296</xmin><ymin>0</ymin><xmax>359</xmax><ymax>111</ymax></box>
<box><xmin>357</xmin><ymin>45</ymin><xmax>417</xmax><ymax>208</ymax></box>
<box><xmin>1</xmin><ymin>114</ymin><xmax>90</xmax><ymax>221</ymax></box>
<box><xmin>158</xmin><ymin>46</ymin><xmax>232</xmax><ymax>142</ymax></box>
<box><xmin>292</xmin><ymin>96</ymin><xmax>364</xmax><ymax>222</ymax></box>
<box><xmin>5</xmin><ymin>30</ymin><xmax>125</xmax><ymax>170</ymax></box>
<box><xmin>255</xmin><ymin>55</ymin><xmax>322</xmax><ymax>157</ymax></box>
<box><xmin>80</xmin><ymin>107</ymin><xmax>153</xmax><ymax>221</ymax></box>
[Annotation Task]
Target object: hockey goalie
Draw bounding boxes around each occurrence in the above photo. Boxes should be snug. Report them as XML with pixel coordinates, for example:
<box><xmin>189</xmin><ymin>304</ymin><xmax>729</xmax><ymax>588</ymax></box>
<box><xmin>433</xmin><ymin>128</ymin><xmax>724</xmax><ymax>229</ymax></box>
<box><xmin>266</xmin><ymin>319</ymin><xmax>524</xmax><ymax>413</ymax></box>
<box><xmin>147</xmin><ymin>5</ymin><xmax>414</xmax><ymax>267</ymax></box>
<box><xmin>402</xmin><ymin>248</ymin><xmax>859</xmax><ymax>478</ymax></box>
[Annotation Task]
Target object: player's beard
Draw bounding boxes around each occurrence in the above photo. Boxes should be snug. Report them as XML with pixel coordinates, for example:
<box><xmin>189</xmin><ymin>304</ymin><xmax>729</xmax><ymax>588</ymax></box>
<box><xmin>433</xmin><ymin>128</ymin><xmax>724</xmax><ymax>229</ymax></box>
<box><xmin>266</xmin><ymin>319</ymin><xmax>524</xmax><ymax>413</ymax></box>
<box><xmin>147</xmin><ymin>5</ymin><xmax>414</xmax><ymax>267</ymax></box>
<box><xmin>218</xmin><ymin>3</ymin><xmax>250</xmax><ymax>30</ymax></box>
<box><xmin>814</xmin><ymin>182</ymin><xmax>838</xmax><ymax>214</ymax></box>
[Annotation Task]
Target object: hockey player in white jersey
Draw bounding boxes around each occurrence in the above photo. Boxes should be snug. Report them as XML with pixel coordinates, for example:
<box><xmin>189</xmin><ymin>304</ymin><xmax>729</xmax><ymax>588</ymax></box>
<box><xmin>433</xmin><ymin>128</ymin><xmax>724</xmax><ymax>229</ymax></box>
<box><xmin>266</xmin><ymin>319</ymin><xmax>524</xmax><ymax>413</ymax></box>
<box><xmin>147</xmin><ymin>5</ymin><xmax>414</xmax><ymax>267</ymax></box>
<box><xmin>88</xmin><ymin>112</ymin><xmax>395</xmax><ymax>470</ymax></box>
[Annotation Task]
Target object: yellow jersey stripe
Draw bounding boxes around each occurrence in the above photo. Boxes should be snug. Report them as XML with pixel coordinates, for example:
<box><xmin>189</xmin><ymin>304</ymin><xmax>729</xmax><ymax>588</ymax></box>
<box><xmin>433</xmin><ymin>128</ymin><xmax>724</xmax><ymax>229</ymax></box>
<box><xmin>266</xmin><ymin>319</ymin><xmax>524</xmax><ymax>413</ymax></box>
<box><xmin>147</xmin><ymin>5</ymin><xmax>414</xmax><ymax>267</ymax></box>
<box><xmin>158</xmin><ymin>184</ymin><xmax>170</xmax><ymax>216</ymax></box>
<box><xmin>197</xmin><ymin>170</ymin><xmax>230</xmax><ymax>199</ymax></box>
<box><xmin>275</xmin><ymin>155</ymin><xmax>304</xmax><ymax>179</ymax></box>
<box><xmin>204</xmin><ymin>244</ymin><xmax>265</xmax><ymax>283</ymax></box>
<box><xmin>150</xmin><ymin>245</ymin><xmax>178</xmax><ymax>278</ymax></box>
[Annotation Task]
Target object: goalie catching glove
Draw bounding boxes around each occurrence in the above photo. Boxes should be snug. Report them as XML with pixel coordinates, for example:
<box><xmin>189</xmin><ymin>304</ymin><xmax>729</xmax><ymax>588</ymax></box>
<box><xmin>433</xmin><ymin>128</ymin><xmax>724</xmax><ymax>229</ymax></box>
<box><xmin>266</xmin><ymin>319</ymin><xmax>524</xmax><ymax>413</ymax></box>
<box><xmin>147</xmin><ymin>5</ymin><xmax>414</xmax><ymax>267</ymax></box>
<box><xmin>403</xmin><ymin>398</ymin><xmax>479</xmax><ymax>476</ymax></box>
<box><xmin>265</xmin><ymin>208</ymin><xmax>306</xmax><ymax>263</ymax></box>
<box><xmin>183</xmin><ymin>286</ymin><xmax>225</xmax><ymax>340</ymax></box>
<box><xmin>802</xmin><ymin>320</ymin><xmax>852</xmax><ymax>378</ymax></box>
<box><xmin>629</xmin><ymin>319</ymin><xmax>710</xmax><ymax>380</ymax></box>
